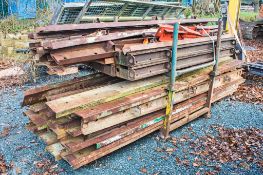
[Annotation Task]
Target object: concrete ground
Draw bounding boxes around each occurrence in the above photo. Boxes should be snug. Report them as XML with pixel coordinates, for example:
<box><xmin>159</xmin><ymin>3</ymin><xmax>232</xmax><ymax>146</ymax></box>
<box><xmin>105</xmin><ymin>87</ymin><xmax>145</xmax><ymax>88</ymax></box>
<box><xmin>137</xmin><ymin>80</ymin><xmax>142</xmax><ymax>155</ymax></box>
<box><xmin>0</xmin><ymin>70</ymin><xmax>262</xmax><ymax>175</ymax></box>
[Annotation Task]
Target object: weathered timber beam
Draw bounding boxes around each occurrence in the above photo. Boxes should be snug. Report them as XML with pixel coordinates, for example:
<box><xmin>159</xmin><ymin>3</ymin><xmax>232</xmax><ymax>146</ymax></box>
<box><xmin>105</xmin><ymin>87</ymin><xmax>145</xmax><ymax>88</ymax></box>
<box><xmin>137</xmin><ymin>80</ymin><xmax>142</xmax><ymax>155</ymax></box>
<box><xmin>62</xmin><ymin>80</ymin><xmax>240</xmax><ymax>169</ymax></box>
<box><xmin>80</xmin><ymin>70</ymin><xmax>242</xmax><ymax>135</ymax></box>
<box><xmin>32</xmin><ymin>74</ymin><xmax>243</xmax><ymax>164</ymax></box>
<box><xmin>75</xmin><ymin>60</ymin><xmax>241</xmax><ymax>123</ymax></box>
<box><xmin>46</xmin><ymin>75</ymin><xmax>168</xmax><ymax>118</ymax></box>
<box><xmin>45</xmin><ymin>60</ymin><xmax>243</xmax><ymax>119</ymax></box>
<box><xmin>45</xmin><ymin>77</ymin><xmax>121</xmax><ymax>101</ymax></box>
<box><xmin>31</xmin><ymin>70</ymin><xmax>243</xmax><ymax>146</ymax></box>
<box><xmin>75</xmin><ymin>87</ymin><xmax>166</xmax><ymax>123</ymax></box>
<box><xmin>65</xmin><ymin>93</ymin><xmax>208</xmax><ymax>153</ymax></box>
<box><xmin>23</xmin><ymin>73</ymin><xmax>120</xmax><ymax>106</ymax></box>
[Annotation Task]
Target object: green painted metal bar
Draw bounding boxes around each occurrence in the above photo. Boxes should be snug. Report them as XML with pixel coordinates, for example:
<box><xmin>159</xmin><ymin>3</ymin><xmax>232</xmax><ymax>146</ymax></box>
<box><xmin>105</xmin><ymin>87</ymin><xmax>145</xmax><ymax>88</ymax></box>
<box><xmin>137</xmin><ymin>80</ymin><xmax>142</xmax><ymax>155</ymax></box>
<box><xmin>142</xmin><ymin>5</ymin><xmax>154</xmax><ymax>19</ymax></box>
<box><xmin>162</xmin><ymin>22</ymin><xmax>179</xmax><ymax>139</ymax></box>
<box><xmin>74</xmin><ymin>0</ymin><xmax>93</xmax><ymax>24</ymax></box>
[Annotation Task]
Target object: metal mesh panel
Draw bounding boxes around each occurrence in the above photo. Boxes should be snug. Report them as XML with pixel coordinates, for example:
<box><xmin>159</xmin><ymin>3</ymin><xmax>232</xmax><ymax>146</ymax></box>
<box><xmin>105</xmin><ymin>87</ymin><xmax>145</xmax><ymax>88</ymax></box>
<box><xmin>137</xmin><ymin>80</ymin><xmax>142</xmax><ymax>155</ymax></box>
<box><xmin>85</xmin><ymin>1</ymin><xmax>124</xmax><ymax>16</ymax></box>
<box><xmin>59</xmin><ymin>7</ymin><xmax>82</xmax><ymax>24</ymax></box>
<box><xmin>52</xmin><ymin>0</ymin><xmax>185</xmax><ymax>24</ymax></box>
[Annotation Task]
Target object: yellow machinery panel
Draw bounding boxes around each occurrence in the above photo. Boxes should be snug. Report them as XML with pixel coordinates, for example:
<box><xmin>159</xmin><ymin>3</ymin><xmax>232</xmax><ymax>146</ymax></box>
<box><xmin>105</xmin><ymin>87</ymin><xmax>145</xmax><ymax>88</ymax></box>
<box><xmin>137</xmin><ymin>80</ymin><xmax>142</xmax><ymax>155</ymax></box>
<box><xmin>226</xmin><ymin>0</ymin><xmax>241</xmax><ymax>34</ymax></box>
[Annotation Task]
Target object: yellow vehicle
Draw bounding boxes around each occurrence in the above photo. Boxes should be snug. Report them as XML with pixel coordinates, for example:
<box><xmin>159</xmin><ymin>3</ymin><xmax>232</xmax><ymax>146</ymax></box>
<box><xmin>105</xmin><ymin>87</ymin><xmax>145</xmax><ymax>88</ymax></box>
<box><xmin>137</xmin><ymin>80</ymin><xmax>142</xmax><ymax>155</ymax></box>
<box><xmin>240</xmin><ymin>4</ymin><xmax>263</xmax><ymax>39</ymax></box>
<box><xmin>223</xmin><ymin>0</ymin><xmax>263</xmax><ymax>39</ymax></box>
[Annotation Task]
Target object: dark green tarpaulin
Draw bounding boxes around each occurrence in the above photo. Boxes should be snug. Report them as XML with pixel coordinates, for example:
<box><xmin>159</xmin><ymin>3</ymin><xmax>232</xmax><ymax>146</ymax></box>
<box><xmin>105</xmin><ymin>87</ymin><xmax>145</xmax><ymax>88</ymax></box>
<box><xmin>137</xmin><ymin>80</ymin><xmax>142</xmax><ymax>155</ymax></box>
<box><xmin>0</xmin><ymin>0</ymin><xmax>8</xmax><ymax>18</ymax></box>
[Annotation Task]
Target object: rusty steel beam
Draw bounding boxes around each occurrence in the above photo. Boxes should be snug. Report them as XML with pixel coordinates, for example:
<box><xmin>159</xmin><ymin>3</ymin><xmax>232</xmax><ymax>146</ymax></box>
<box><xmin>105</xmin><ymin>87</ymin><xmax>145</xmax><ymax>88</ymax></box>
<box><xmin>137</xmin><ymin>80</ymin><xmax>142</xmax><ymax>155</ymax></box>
<box><xmin>49</xmin><ymin>35</ymin><xmax>235</xmax><ymax>67</ymax></box>
<box><xmin>93</xmin><ymin>49</ymin><xmax>234</xmax><ymax>81</ymax></box>
<box><xmin>122</xmin><ymin>34</ymin><xmax>235</xmax><ymax>54</ymax></box>
<box><xmin>43</xmin><ymin>29</ymin><xmax>157</xmax><ymax>50</ymax></box>
<box><xmin>117</xmin><ymin>39</ymin><xmax>235</xmax><ymax>67</ymax></box>
<box><xmin>62</xmin><ymin>79</ymin><xmax>242</xmax><ymax>169</ymax></box>
<box><xmin>49</xmin><ymin>38</ymin><xmax>147</xmax><ymax>66</ymax></box>
<box><xmin>36</xmin><ymin>18</ymin><xmax>218</xmax><ymax>34</ymax></box>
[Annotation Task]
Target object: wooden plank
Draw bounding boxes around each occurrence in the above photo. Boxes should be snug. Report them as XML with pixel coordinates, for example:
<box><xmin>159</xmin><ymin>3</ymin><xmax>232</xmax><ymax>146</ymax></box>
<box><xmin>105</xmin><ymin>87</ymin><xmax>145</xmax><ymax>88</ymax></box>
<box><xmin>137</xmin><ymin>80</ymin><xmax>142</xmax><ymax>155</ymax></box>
<box><xmin>170</xmin><ymin>107</ymin><xmax>209</xmax><ymax>131</ymax></box>
<box><xmin>63</xmin><ymin>81</ymin><xmax>241</xmax><ymax>169</ymax></box>
<box><xmin>48</xmin><ymin>118</ymin><xmax>80</xmax><ymax>139</ymax></box>
<box><xmin>25</xmin><ymin>66</ymin><xmax>244</xmax><ymax>137</ymax></box>
<box><xmin>66</xmin><ymin>72</ymin><xmax>243</xmax><ymax>139</ymax></box>
<box><xmin>29</xmin><ymin>103</ymin><xmax>46</xmax><ymax>113</ymax></box>
<box><xmin>37</xmin><ymin>130</ymin><xmax>58</xmax><ymax>145</ymax></box>
<box><xmin>63</xmin><ymin>105</ymin><xmax>210</xmax><ymax>169</ymax></box>
<box><xmin>75</xmin><ymin>62</ymin><xmax>228</xmax><ymax>123</ymax></box>
<box><xmin>34</xmin><ymin>76</ymin><xmax>243</xmax><ymax>168</ymax></box>
<box><xmin>80</xmin><ymin>70</ymin><xmax>242</xmax><ymax>135</ymax></box>
<box><xmin>38</xmin><ymin>69</ymin><xmax>242</xmax><ymax>139</ymax></box>
<box><xmin>95</xmin><ymin>57</ymin><xmax>115</xmax><ymax>65</ymax></box>
<box><xmin>24</xmin><ymin>110</ymin><xmax>49</xmax><ymax>130</ymax></box>
<box><xmin>46</xmin><ymin>143</ymin><xmax>65</xmax><ymax>161</ymax></box>
<box><xmin>64</xmin><ymin>124</ymin><xmax>160</xmax><ymax>169</ymax></box>
<box><xmin>46</xmin><ymin>78</ymin><xmax>121</xmax><ymax>101</ymax></box>
<box><xmin>46</xmin><ymin>75</ymin><xmax>168</xmax><ymax>118</ymax></box>
<box><xmin>75</xmin><ymin>87</ymin><xmax>166</xmax><ymax>123</ymax></box>
<box><xmin>23</xmin><ymin>73</ymin><xmax>108</xmax><ymax>106</ymax></box>
<box><xmin>41</xmin><ymin>75</ymin><xmax>243</xmax><ymax>146</ymax></box>
<box><xmin>26</xmin><ymin>122</ymin><xmax>37</xmax><ymax>132</ymax></box>
<box><xmin>62</xmin><ymin>94</ymin><xmax>206</xmax><ymax>153</ymax></box>
<box><xmin>95</xmin><ymin>98</ymin><xmax>207</xmax><ymax>149</ymax></box>
<box><xmin>46</xmin><ymin>60</ymin><xmax>243</xmax><ymax>119</ymax></box>
<box><xmin>81</xmin><ymin>97</ymin><xmax>167</xmax><ymax>135</ymax></box>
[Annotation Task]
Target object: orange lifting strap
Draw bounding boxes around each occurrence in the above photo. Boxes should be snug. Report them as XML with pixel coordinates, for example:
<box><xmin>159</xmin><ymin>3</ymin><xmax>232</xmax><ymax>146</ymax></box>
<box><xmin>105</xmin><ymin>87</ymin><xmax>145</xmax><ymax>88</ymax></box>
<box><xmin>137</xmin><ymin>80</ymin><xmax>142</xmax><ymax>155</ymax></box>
<box><xmin>155</xmin><ymin>25</ymin><xmax>214</xmax><ymax>42</ymax></box>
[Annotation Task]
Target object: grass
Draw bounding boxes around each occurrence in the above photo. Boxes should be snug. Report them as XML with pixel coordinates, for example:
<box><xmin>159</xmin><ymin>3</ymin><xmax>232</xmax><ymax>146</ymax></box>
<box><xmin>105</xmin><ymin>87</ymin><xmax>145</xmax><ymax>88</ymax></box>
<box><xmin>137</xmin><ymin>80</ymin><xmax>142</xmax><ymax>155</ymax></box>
<box><xmin>240</xmin><ymin>11</ymin><xmax>258</xmax><ymax>22</ymax></box>
<box><xmin>0</xmin><ymin>9</ymin><xmax>52</xmax><ymax>34</ymax></box>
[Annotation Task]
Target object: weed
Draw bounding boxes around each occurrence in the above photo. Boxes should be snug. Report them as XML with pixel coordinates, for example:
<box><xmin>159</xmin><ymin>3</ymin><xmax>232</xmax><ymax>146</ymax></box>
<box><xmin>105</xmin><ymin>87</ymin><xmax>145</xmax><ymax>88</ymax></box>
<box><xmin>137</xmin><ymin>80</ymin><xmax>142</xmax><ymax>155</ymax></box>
<box><xmin>0</xmin><ymin>9</ymin><xmax>52</xmax><ymax>34</ymax></box>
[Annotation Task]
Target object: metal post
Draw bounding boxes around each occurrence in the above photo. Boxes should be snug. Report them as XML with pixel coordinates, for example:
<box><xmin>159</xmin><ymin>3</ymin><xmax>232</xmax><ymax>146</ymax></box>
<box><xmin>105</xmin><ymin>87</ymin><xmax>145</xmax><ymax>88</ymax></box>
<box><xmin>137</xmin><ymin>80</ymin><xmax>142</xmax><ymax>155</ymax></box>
<box><xmin>74</xmin><ymin>0</ymin><xmax>92</xmax><ymax>24</ymax></box>
<box><xmin>206</xmin><ymin>18</ymin><xmax>223</xmax><ymax>117</ymax></box>
<box><xmin>162</xmin><ymin>22</ymin><xmax>179</xmax><ymax>139</ymax></box>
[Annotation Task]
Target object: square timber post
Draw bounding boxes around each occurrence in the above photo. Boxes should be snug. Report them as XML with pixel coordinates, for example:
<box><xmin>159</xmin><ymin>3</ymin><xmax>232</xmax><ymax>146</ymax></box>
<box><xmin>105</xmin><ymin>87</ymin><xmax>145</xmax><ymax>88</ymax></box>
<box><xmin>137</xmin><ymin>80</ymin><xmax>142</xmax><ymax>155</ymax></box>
<box><xmin>162</xmin><ymin>22</ymin><xmax>179</xmax><ymax>139</ymax></box>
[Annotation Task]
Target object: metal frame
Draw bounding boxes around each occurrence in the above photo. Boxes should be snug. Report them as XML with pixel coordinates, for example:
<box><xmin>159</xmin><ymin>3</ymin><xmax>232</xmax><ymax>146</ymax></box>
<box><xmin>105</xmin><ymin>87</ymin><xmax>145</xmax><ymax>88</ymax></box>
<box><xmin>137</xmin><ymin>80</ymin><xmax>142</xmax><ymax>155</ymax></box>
<box><xmin>50</xmin><ymin>0</ymin><xmax>185</xmax><ymax>24</ymax></box>
<box><xmin>163</xmin><ymin>22</ymin><xmax>179</xmax><ymax>139</ymax></box>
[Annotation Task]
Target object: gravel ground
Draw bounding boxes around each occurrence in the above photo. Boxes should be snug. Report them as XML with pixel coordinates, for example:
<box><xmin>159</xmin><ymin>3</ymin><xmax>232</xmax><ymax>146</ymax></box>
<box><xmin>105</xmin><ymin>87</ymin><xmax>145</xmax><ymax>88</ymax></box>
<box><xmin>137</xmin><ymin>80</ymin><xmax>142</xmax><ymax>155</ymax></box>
<box><xmin>0</xmin><ymin>70</ymin><xmax>262</xmax><ymax>175</ymax></box>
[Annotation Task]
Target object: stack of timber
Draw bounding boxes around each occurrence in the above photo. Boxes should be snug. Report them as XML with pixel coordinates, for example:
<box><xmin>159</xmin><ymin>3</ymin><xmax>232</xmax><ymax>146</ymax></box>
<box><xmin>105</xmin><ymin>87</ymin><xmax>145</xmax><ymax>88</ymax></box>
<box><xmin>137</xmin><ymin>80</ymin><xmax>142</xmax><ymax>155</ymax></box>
<box><xmin>23</xmin><ymin>59</ymin><xmax>244</xmax><ymax>169</ymax></box>
<box><xmin>29</xmin><ymin>18</ymin><xmax>221</xmax><ymax>77</ymax></box>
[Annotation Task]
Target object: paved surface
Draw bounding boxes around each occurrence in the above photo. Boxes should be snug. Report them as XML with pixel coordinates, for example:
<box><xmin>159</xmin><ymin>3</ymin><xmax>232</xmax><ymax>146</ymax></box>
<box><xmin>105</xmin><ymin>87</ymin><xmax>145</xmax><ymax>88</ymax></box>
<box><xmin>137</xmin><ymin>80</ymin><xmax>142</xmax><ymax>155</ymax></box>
<box><xmin>0</xmin><ymin>72</ymin><xmax>262</xmax><ymax>175</ymax></box>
